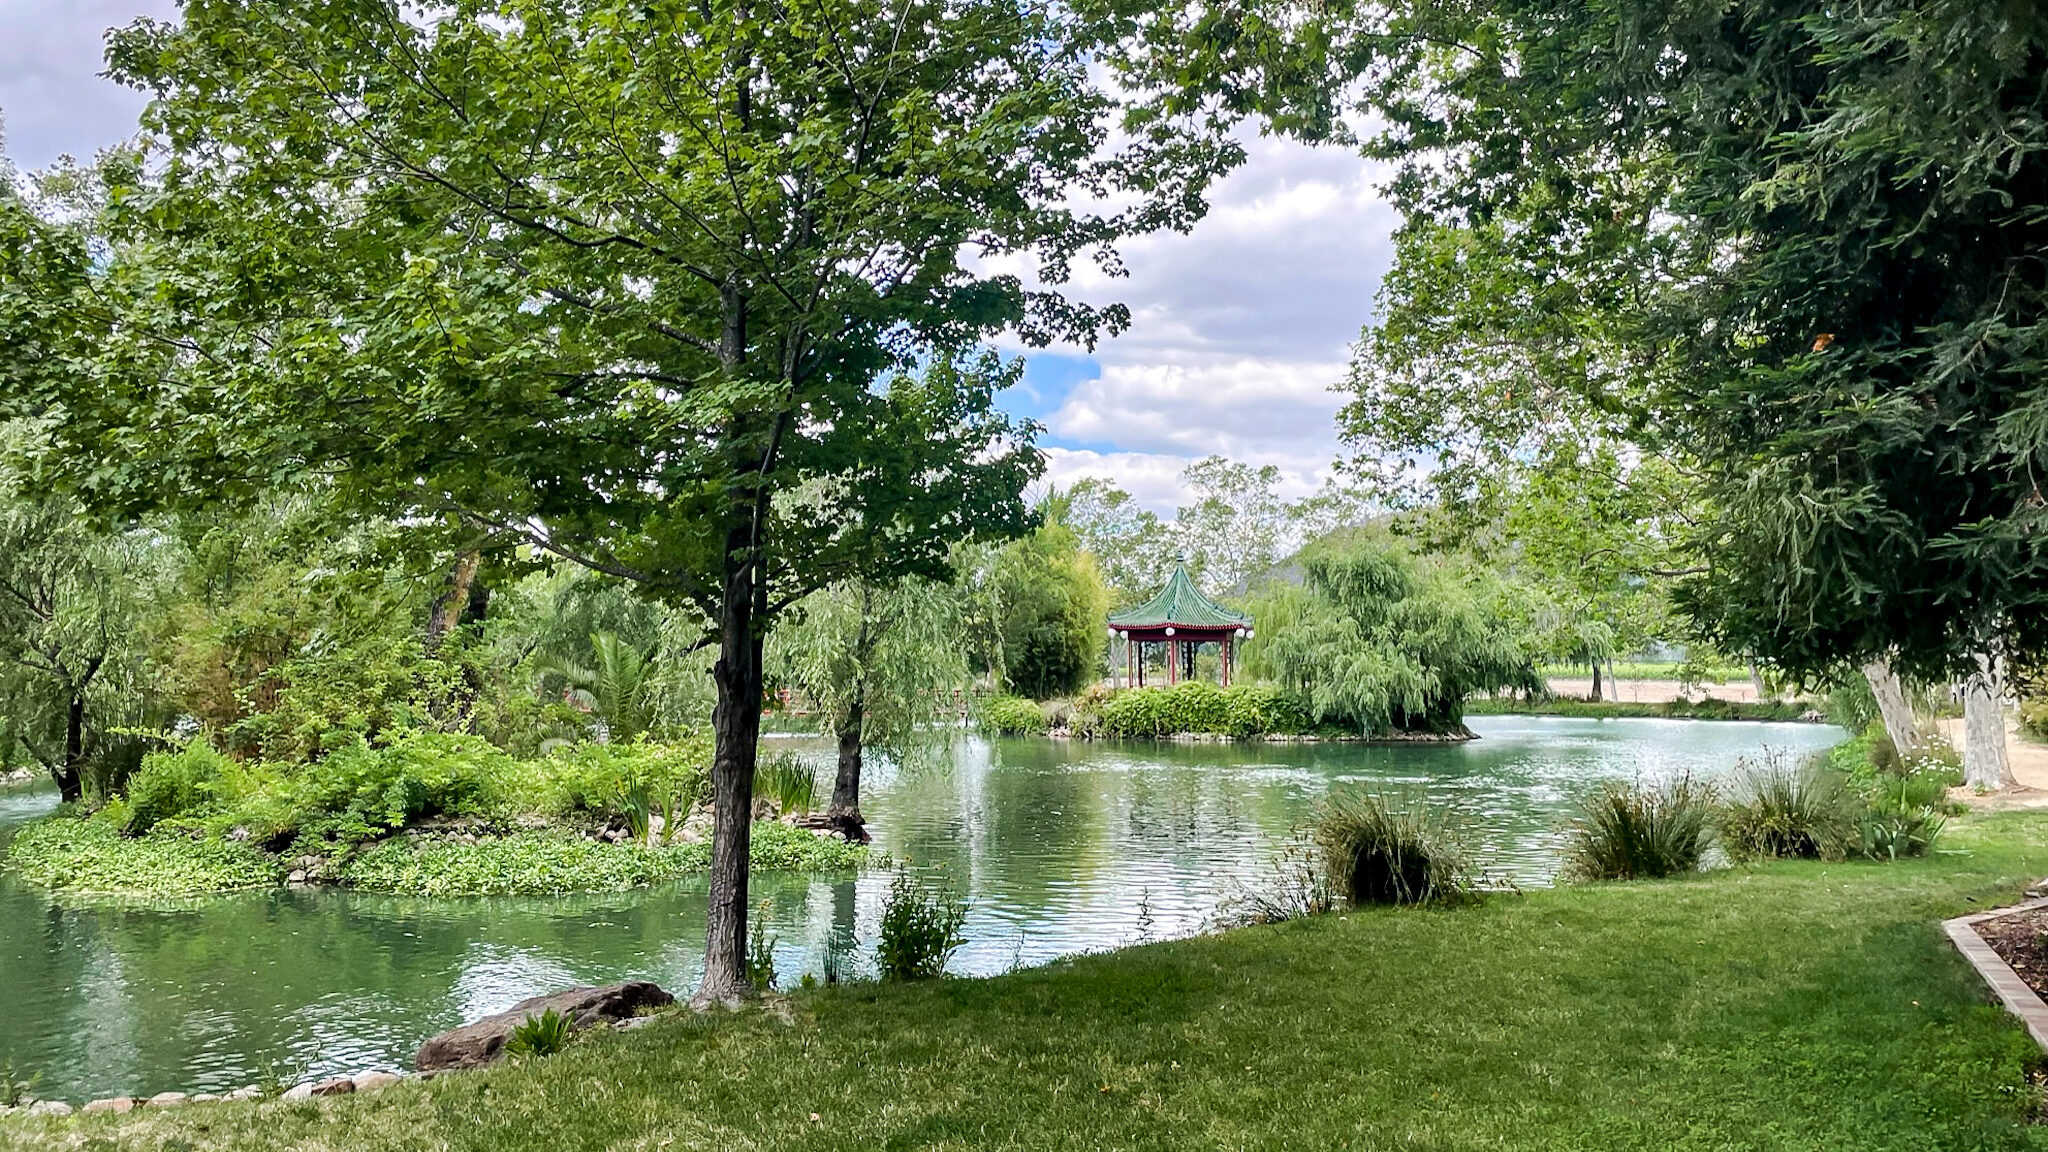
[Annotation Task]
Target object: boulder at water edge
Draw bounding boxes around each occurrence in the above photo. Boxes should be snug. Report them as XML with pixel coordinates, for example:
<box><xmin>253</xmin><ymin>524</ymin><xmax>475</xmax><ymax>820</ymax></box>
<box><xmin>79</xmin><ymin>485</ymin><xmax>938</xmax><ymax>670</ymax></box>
<box><xmin>415</xmin><ymin>981</ymin><xmax>674</xmax><ymax>1072</ymax></box>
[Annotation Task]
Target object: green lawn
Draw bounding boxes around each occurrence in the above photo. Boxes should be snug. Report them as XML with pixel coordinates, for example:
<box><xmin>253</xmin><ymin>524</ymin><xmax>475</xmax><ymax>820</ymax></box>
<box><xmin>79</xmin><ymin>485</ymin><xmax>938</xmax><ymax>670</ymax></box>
<box><xmin>12</xmin><ymin>815</ymin><xmax>2048</xmax><ymax>1151</ymax></box>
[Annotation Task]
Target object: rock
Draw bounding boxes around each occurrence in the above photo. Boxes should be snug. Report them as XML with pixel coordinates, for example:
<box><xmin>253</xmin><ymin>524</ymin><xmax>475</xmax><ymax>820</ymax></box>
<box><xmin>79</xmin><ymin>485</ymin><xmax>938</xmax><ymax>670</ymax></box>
<box><xmin>147</xmin><ymin>1091</ymin><xmax>189</xmax><ymax>1108</ymax></box>
<box><xmin>415</xmin><ymin>981</ymin><xmax>675</xmax><ymax>1072</ymax></box>
<box><xmin>228</xmin><ymin>826</ymin><xmax>250</xmax><ymax>842</ymax></box>
<box><xmin>751</xmin><ymin>796</ymin><xmax>780</xmax><ymax>821</ymax></box>
<box><xmin>352</xmin><ymin>1072</ymin><xmax>401</xmax><ymax>1092</ymax></box>
<box><xmin>190</xmin><ymin>1093</ymin><xmax>221</xmax><ymax>1104</ymax></box>
<box><xmin>82</xmin><ymin>1097</ymin><xmax>135</xmax><ymax>1114</ymax></box>
<box><xmin>27</xmin><ymin>1100</ymin><xmax>72</xmax><ymax>1117</ymax></box>
<box><xmin>287</xmin><ymin>869</ymin><xmax>309</xmax><ymax>885</ymax></box>
<box><xmin>611</xmin><ymin>1014</ymin><xmax>660</xmax><ymax>1031</ymax></box>
<box><xmin>309</xmin><ymin>1077</ymin><xmax>355</xmax><ymax>1097</ymax></box>
<box><xmin>225</xmin><ymin>1087</ymin><xmax>262</xmax><ymax>1102</ymax></box>
<box><xmin>281</xmin><ymin>1084</ymin><xmax>315</xmax><ymax>1101</ymax></box>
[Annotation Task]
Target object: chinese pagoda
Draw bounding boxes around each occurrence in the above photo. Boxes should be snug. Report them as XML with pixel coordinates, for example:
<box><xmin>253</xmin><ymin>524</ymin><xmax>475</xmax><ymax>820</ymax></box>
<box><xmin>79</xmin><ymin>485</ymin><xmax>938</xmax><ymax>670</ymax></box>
<box><xmin>1108</xmin><ymin>566</ymin><xmax>1254</xmax><ymax>688</ymax></box>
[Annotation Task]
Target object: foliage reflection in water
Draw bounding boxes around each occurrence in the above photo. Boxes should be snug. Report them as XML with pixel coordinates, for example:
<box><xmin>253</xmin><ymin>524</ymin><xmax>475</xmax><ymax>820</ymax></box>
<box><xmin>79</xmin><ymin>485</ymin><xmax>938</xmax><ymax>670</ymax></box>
<box><xmin>0</xmin><ymin>716</ymin><xmax>1839</xmax><ymax>1101</ymax></box>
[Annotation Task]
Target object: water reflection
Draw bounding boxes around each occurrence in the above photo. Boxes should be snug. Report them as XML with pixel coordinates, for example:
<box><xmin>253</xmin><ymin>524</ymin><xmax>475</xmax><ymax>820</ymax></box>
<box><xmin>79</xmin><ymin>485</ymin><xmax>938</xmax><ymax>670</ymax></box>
<box><xmin>0</xmin><ymin>716</ymin><xmax>1839</xmax><ymax>1099</ymax></box>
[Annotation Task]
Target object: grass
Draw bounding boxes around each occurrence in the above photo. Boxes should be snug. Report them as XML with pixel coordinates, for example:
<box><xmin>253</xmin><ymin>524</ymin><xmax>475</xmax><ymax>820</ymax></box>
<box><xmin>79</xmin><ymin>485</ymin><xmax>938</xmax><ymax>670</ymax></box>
<box><xmin>1538</xmin><ymin>660</ymin><xmax>1751</xmax><ymax>683</ymax></box>
<box><xmin>12</xmin><ymin>814</ymin><xmax>2048</xmax><ymax>1150</ymax></box>
<box><xmin>1465</xmin><ymin>695</ymin><xmax>1812</xmax><ymax>722</ymax></box>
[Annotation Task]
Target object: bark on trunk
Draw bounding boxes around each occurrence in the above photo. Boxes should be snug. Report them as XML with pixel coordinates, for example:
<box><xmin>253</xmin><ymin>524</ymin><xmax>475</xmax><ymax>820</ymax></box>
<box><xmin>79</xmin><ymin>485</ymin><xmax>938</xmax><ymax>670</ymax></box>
<box><xmin>826</xmin><ymin>701</ymin><xmax>870</xmax><ymax>842</ymax></box>
<box><xmin>1862</xmin><ymin>659</ymin><xmax>1925</xmax><ymax>754</ymax></box>
<box><xmin>55</xmin><ymin>692</ymin><xmax>85</xmax><ymax>803</ymax></box>
<box><xmin>695</xmin><ymin>562</ymin><xmax>764</xmax><ymax>1008</ymax></box>
<box><xmin>1748</xmin><ymin>659</ymin><xmax>1770</xmax><ymax>703</ymax></box>
<box><xmin>1964</xmin><ymin>650</ymin><xmax>2015</xmax><ymax>791</ymax></box>
<box><xmin>1589</xmin><ymin>661</ymin><xmax>1604</xmax><ymax>703</ymax></box>
<box><xmin>425</xmin><ymin>551</ymin><xmax>481</xmax><ymax>651</ymax></box>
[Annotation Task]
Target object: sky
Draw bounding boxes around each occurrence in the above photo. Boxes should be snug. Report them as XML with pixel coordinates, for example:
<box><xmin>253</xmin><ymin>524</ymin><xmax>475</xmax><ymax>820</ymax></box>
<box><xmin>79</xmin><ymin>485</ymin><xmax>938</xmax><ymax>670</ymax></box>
<box><xmin>0</xmin><ymin>1</ymin><xmax>1400</xmax><ymax>514</ymax></box>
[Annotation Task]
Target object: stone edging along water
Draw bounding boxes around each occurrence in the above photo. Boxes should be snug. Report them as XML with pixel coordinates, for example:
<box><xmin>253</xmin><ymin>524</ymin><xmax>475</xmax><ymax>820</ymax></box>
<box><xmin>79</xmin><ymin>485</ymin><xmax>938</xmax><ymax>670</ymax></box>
<box><xmin>1943</xmin><ymin>894</ymin><xmax>2048</xmax><ymax>1052</ymax></box>
<box><xmin>0</xmin><ymin>1068</ymin><xmax>411</xmax><ymax>1119</ymax></box>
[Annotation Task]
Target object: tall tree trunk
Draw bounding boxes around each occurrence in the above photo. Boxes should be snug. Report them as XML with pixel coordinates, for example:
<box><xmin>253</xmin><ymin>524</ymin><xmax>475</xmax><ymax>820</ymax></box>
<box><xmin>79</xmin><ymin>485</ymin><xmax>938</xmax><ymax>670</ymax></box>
<box><xmin>1748</xmin><ymin>658</ymin><xmax>1770</xmax><ymax>703</ymax></box>
<box><xmin>827</xmin><ymin>696</ymin><xmax>869</xmax><ymax>842</ymax></box>
<box><xmin>55</xmin><ymin>692</ymin><xmax>85</xmax><ymax>804</ymax></box>
<box><xmin>1964</xmin><ymin>650</ymin><xmax>2015</xmax><ymax>791</ymax></box>
<box><xmin>695</xmin><ymin>547</ymin><xmax>765</xmax><ymax>1008</ymax></box>
<box><xmin>1862</xmin><ymin>658</ymin><xmax>1925</xmax><ymax>754</ymax></box>
<box><xmin>425</xmin><ymin>550</ymin><xmax>481</xmax><ymax>651</ymax></box>
<box><xmin>1589</xmin><ymin>660</ymin><xmax>1604</xmax><ymax>703</ymax></box>
<box><xmin>1606</xmin><ymin>658</ymin><xmax>1620</xmax><ymax>701</ymax></box>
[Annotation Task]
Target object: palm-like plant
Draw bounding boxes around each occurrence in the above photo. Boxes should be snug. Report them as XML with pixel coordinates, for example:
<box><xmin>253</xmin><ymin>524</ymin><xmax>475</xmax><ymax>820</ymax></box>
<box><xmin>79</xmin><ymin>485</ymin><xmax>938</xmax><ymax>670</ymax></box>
<box><xmin>531</xmin><ymin>631</ymin><xmax>657</xmax><ymax>743</ymax></box>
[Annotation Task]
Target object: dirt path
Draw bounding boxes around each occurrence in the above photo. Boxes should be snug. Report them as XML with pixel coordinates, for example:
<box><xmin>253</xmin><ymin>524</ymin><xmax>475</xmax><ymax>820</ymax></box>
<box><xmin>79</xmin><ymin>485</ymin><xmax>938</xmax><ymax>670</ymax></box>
<box><xmin>1937</xmin><ymin>715</ymin><xmax>2048</xmax><ymax>809</ymax></box>
<box><xmin>1546</xmin><ymin>677</ymin><xmax>1766</xmax><ymax>704</ymax></box>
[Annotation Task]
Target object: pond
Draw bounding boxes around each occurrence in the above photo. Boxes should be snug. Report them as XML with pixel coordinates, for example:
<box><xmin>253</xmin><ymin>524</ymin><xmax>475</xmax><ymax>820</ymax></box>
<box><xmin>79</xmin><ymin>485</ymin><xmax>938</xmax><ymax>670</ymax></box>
<box><xmin>0</xmin><ymin>715</ymin><xmax>1840</xmax><ymax>1102</ymax></box>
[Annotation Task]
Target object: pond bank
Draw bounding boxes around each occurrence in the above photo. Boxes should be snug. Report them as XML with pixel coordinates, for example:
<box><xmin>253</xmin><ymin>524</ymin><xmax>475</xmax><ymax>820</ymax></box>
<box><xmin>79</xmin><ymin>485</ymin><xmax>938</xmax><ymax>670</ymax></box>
<box><xmin>0</xmin><ymin>718</ymin><xmax>1842</xmax><ymax>1103</ymax></box>
<box><xmin>8</xmin><ymin>809</ymin><xmax>2044</xmax><ymax>1151</ymax></box>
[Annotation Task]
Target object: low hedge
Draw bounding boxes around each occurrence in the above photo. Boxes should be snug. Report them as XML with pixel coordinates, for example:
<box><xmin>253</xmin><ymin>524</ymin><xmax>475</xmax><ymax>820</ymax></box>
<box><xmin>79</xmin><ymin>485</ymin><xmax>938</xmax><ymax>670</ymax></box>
<box><xmin>1463</xmin><ymin>696</ymin><xmax>1812</xmax><ymax>723</ymax></box>
<box><xmin>975</xmin><ymin>684</ymin><xmax>1316</xmax><ymax>740</ymax></box>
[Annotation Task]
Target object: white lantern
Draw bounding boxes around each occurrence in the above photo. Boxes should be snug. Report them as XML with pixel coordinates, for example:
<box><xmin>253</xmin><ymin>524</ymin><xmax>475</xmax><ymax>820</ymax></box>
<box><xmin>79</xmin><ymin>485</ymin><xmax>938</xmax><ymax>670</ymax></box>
<box><xmin>1246</xmin><ymin>629</ymin><xmax>1255</xmax><ymax>639</ymax></box>
<box><xmin>1163</xmin><ymin>627</ymin><xmax>1175</xmax><ymax>636</ymax></box>
<box><xmin>1235</xmin><ymin>627</ymin><xmax>1247</xmax><ymax>639</ymax></box>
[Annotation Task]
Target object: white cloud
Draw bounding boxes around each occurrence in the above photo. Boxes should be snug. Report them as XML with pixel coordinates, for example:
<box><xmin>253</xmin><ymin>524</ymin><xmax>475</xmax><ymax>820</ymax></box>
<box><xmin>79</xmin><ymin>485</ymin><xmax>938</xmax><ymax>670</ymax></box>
<box><xmin>0</xmin><ymin>1</ymin><xmax>175</xmax><ymax>170</ymax></box>
<box><xmin>1032</xmin><ymin>132</ymin><xmax>1399</xmax><ymax>512</ymax></box>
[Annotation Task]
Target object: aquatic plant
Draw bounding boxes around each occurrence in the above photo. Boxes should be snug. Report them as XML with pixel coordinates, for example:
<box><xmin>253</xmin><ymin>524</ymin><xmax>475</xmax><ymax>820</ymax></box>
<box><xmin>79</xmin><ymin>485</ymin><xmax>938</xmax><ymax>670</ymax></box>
<box><xmin>1314</xmin><ymin>790</ymin><xmax>1472</xmax><ymax>906</ymax></box>
<box><xmin>1217</xmin><ymin>835</ymin><xmax>1337</xmax><ymax>926</ymax></box>
<box><xmin>877</xmin><ymin>871</ymin><xmax>968</xmax><ymax>981</ymax></box>
<box><xmin>0</xmin><ymin>1056</ymin><xmax>39</xmax><ymax>1108</ymax></box>
<box><xmin>747</xmin><ymin>902</ymin><xmax>778</xmax><ymax>992</ymax></box>
<box><xmin>504</xmin><ymin>1009</ymin><xmax>575</xmax><ymax>1060</ymax></box>
<box><xmin>1564</xmin><ymin>776</ymin><xmax>1716</xmax><ymax>881</ymax></box>
<box><xmin>754</xmin><ymin>752</ymin><xmax>819</xmax><ymax>815</ymax></box>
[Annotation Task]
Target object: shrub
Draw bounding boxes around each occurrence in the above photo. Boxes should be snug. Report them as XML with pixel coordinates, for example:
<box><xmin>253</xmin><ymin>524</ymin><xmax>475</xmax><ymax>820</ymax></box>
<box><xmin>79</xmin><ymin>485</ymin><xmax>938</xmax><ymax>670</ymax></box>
<box><xmin>876</xmin><ymin>871</ymin><xmax>968</xmax><ymax>981</ymax></box>
<box><xmin>754</xmin><ymin>751</ymin><xmax>818</xmax><ymax>815</ymax></box>
<box><xmin>1719</xmin><ymin>754</ymin><xmax>1861</xmax><ymax>862</ymax></box>
<box><xmin>276</xmin><ymin>731</ymin><xmax>513</xmax><ymax>848</ymax></box>
<box><xmin>1315</xmin><ymin>790</ymin><xmax>1471</xmax><ymax>906</ymax></box>
<box><xmin>536</xmin><ymin>739</ymin><xmax>710</xmax><ymax>826</ymax></box>
<box><xmin>1100</xmin><ymin>684</ymin><xmax>1312</xmax><ymax>739</ymax></box>
<box><xmin>1565</xmin><ymin>776</ymin><xmax>1716</xmax><ymax>881</ymax></box>
<box><xmin>504</xmin><ymin>1009</ymin><xmax>575</xmax><ymax>1060</ymax></box>
<box><xmin>1221</xmin><ymin>685</ymin><xmax>1312</xmax><ymax>738</ymax></box>
<box><xmin>977</xmin><ymin>695</ymin><xmax>1048</xmax><ymax>736</ymax></box>
<box><xmin>123</xmin><ymin>739</ymin><xmax>234</xmax><ymax>835</ymax></box>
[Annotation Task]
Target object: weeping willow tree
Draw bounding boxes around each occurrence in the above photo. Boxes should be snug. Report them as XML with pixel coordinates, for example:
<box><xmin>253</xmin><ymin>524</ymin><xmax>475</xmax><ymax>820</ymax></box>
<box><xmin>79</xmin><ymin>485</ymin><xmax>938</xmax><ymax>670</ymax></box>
<box><xmin>767</xmin><ymin>577</ymin><xmax>967</xmax><ymax>838</ymax></box>
<box><xmin>1242</xmin><ymin>534</ymin><xmax>1542</xmax><ymax>736</ymax></box>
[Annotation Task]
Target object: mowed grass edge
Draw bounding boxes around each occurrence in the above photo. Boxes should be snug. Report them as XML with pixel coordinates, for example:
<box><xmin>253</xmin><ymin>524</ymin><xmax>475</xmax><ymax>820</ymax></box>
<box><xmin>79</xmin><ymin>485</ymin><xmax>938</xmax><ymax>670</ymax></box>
<box><xmin>12</xmin><ymin>813</ymin><xmax>2048</xmax><ymax>1151</ymax></box>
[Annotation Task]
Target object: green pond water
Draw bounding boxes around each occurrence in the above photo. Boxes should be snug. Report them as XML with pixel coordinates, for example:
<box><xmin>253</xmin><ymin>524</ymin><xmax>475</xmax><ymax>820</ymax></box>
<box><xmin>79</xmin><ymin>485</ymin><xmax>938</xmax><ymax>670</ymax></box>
<box><xmin>0</xmin><ymin>715</ymin><xmax>1840</xmax><ymax>1101</ymax></box>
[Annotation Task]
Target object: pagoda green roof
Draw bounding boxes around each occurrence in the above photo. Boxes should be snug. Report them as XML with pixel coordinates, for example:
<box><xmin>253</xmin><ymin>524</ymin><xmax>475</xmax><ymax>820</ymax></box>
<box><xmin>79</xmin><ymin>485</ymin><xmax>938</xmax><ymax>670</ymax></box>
<box><xmin>1109</xmin><ymin>566</ymin><xmax>1252</xmax><ymax>630</ymax></box>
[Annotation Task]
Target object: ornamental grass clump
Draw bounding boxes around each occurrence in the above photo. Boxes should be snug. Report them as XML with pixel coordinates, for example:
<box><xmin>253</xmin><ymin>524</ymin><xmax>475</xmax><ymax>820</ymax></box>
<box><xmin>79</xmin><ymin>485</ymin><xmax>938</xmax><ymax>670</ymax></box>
<box><xmin>1315</xmin><ymin>790</ymin><xmax>1472</xmax><ymax>907</ymax></box>
<box><xmin>1719</xmin><ymin>753</ymin><xmax>1861</xmax><ymax>862</ymax></box>
<box><xmin>1565</xmin><ymin>776</ymin><xmax>1717</xmax><ymax>881</ymax></box>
